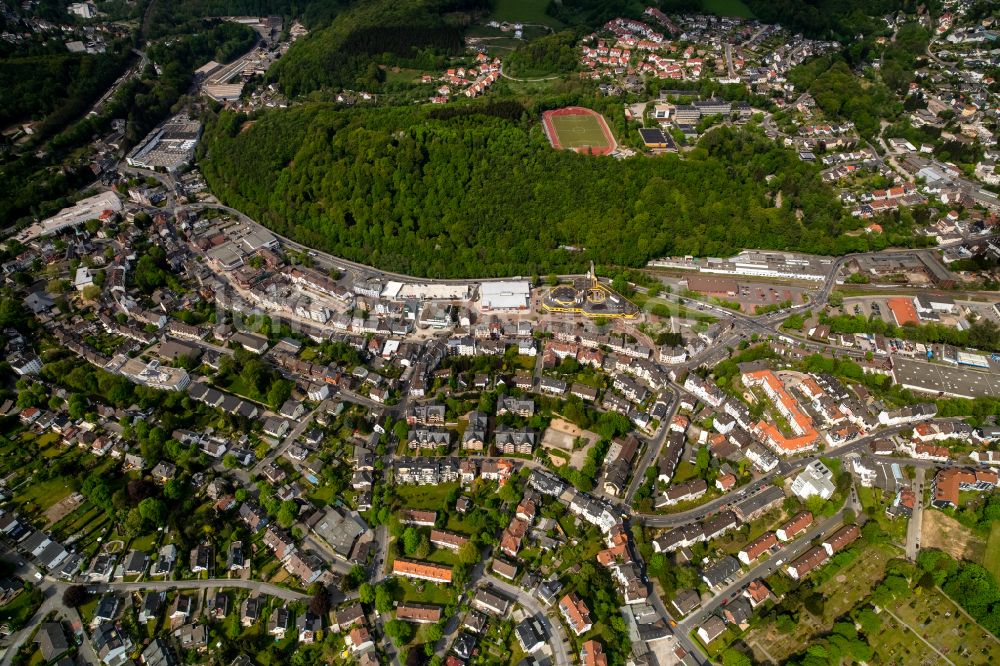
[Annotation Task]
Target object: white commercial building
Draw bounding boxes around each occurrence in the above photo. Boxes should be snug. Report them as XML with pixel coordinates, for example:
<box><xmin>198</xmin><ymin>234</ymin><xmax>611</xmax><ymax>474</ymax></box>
<box><xmin>479</xmin><ymin>281</ymin><xmax>531</xmax><ymax>311</ymax></box>
<box><xmin>791</xmin><ymin>460</ymin><xmax>836</xmax><ymax>500</ymax></box>
<box><xmin>15</xmin><ymin>191</ymin><xmax>122</xmax><ymax>242</ymax></box>
<box><xmin>68</xmin><ymin>2</ymin><xmax>97</xmax><ymax>18</ymax></box>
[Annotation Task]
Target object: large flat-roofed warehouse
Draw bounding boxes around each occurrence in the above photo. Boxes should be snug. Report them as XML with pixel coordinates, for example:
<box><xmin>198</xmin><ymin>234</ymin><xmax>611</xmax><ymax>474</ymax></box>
<box><xmin>683</xmin><ymin>274</ymin><xmax>738</xmax><ymax>297</ymax></box>
<box><xmin>653</xmin><ymin>250</ymin><xmax>833</xmax><ymax>281</ymax></box>
<box><xmin>892</xmin><ymin>356</ymin><xmax>1000</xmax><ymax>399</ymax></box>
<box><xmin>479</xmin><ymin>281</ymin><xmax>531</xmax><ymax>311</ymax></box>
<box><xmin>126</xmin><ymin>114</ymin><xmax>202</xmax><ymax>172</ymax></box>
<box><xmin>851</xmin><ymin>251</ymin><xmax>955</xmax><ymax>288</ymax></box>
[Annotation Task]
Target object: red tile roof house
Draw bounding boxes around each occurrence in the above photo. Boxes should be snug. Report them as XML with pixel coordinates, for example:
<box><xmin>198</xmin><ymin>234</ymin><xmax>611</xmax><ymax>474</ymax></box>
<box><xmin>399</xmin><ymin>509</ymin><xmax>437</xmax><ymax>526</ymax></box>
<box><xmin>821</xmin><ymin>524</ymin><xmax>860</xmax><ymax>556</ymax></box>
<box><xmin>430</xmin><ymin>529</ymin><xmax>469</xmax><ymax>551</ymax></box>
<box><xmin>744</xmin><ymin>580</ymin><xmax>772</xmax><ymax>608</ymax></box>
<box><xmin>776</xmin><ymin>511</ymin><xmax>813</xmax><ymax>542</ymax></box>
<box><xmin>580</xmin><ymin>639</ymin><xmax>608</xmax><ymax>666</ymax></box>
<box><xmin>737</xmin><ymin>532</ymin><xmax>778</xmax><ymax>565</ymax></box>
<box><xmin>396</xmin><ymin>604</ymin><xmax>442</xmax><ymax>624</ymax></box>
<box><xmin>931</xmin><ymin>468</ymin><xmax>998</xmax><ymax>508</ymax></box>
<box><xmin>715</xmin><ymin>473</ymin><xmax>737</xmax><ymax>491</ymax></box>
<box><xmin>786</xmin><ymin>546</ymin><xmax>829</xmax><ymax>580</ymax></box>
<box><xmin>559</xmin><ymin>593</ymin><xmax>593</xmax><ymax>636</ymax></box>
<box><xmin>392</xmin><ymin>558</ymin><xmax>453</xmax><ymax>584</ymax></box>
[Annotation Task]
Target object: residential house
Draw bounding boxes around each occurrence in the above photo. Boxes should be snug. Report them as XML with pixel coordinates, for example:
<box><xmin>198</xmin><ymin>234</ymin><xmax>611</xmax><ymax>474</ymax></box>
<box><xmin>559</xmin><ymin>593</ymin><xmax>593</xmax><ymax>636</ymax></box>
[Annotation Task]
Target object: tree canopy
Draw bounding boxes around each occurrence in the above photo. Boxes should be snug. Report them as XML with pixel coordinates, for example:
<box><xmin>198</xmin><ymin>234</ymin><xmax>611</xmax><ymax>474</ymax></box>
<box><xmin>200</xmin><ymin>103</ymin><xmax>876</xmax><ymax>279</ymax></box>
<box><xmin>504</xmin><ymin>31</ymin><xmax>580</xmax><ymax>78</ymax></box>
<box><xmin>267</xmin><ymin>0</ymin><xmax>483</xmax><ymax>96</ymax></box>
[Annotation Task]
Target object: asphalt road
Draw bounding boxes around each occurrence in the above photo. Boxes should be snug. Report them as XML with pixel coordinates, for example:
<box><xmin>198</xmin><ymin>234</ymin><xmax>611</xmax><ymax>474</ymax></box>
<box><xmin>637</xmin><ymin>423</ymin><xmax>916</xmax><ymax>527</ymax></box>
<box><xmin>678</xmin><ymin>510</ymin><xmax>847</xmax><ymax>634</ymax></box>
<box><xmin>906</xmin><ymin>467</ymin><xmax>925</xmax><ymax>561</ymax></box>
<box><xmin>107</xmin><ymin>577</ymin><xmax>308</xmax><ymax>600</ymax></box>
<box><xmin>483</xmin><ymin>574</ymin><xmax>571</xmax><ymax>666</ymax></box>
<box><xmin>624</xmin><ymin>384</ymin><xmax>679</xmax><ymax>503</ymax></box>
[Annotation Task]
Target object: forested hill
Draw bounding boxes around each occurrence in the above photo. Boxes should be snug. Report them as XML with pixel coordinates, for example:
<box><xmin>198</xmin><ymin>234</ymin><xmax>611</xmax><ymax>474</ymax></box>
<box><xmin>268</xmin><ymin>0</ymin><xmax>489</xmax><ymax>96</ymax></box>
<box><xmin>742</xmin><ymin>0</ymin><xmax>911</xmax><ymax>40</ymax></box>
<box><xmin>198</xmin><ymin>104</ymin><xmax>899</xmax><ymax>279</ymax></box>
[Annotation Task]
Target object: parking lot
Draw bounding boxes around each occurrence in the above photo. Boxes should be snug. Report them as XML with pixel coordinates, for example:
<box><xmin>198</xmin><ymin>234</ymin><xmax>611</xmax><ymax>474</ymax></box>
<box><xmin>841</xmin><ymin>296</ymin><xmax>895</xmax><ymax>324</ymax></box>
<box><xmin>841</xmin><ymin>295</ymin><xmax>974</xmax><ymax>329</ymax></box>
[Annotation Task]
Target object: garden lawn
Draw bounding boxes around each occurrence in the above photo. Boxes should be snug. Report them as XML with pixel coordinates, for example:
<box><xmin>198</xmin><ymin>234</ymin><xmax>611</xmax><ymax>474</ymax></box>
<box><xmin>15</xmin><ymin>477</ymin><xmax>72</xmax><ymax>513</ymax></box>
<box><xmin>0</xmin><ymin>587</ymin><xmax>42</xmax><ymax>629</ymax></box>
<box><xmin>983</xmin><ymin>521</ymin><xmax>1000</xmax><ymax>581</ymax></box>
<box><xmin>130</xmin><ymin>532</ymin><xmax>159</xmax><ymax>553</ymax></box>
<box><xmin>394</xmin><ymin>578</ymin><xmax>454</xmax><ymax>606</ymax></box>
<box><xmin>395</xmin><ymin>483</ymin><xmax>459</xmax><ymax>510</ymax></box>
<box><xmin>425</xmin><ymin>547</ymin><xmax>458</xmax><ymax>567</ymax></box>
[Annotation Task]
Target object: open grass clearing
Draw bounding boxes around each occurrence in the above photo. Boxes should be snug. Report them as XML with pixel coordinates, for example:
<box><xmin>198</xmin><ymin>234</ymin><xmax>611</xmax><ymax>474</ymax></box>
<box><xmin>14</xmin><ymin>476</ymin><xmax>72</xmax><ymax>514</ymax></box>
<box><xmin>0</xmin><ymin>587</ymin><xmax>42</xmax><ymax>630</ymax></box>
<box><xmin>489</xmin><ymin>0</ymin><xmax>564</xmax><ymax>28</ymax></box>
<box><xmin>395</xmin><ymin>482</ymin><xmax>459</xmax><ymax>511</ymax></box>
<box><xmin>130</xmin><ymin>531</ymin><xmax>160</xmax><ymax>553</ymax></box>
<box><xmin>425</xmin><ymin>546</ymin><xmax>458</xmax><ymax>567</ymax></box>
<box><xmin>983</xmin><ymin>521</ymin><xmax>1000</xmax><ymax>581</ymax></box>
<box><xmin>921</xmin><ymin>509</ymin><xmax>986</xmax><ymax>563</ymax></box>
<box><xmin>393</xmin><ymin>577</ymin><xmax>455</xmax><ymax>607</ymax></box>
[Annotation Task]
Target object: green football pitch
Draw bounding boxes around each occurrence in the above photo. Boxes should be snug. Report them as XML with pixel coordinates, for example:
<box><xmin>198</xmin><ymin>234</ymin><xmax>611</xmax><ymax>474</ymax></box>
<box><xmin>550</xmin><ymin>114</ymin><xmax>611</xmax><ymax>150</ymax></box>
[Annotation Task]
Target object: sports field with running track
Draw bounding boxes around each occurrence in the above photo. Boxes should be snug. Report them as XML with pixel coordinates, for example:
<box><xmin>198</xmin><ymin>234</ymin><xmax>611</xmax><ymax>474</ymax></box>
<box><xmin>542</xmin><ymin>107</ymin><xmax>616</xmax><ymax>155</ymax></box>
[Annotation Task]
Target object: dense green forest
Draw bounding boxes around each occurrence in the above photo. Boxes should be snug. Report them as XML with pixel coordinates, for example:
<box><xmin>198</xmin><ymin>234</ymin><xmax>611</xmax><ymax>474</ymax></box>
<box><xmin>504</xmin><ymin>30</ymin><xmax>579</xmax><ymax>78</ymax></box>
<box><xmin>0</xmin><ymin>45</ymin><xmax>131</xmax><ymax>131</ymax></box>
<box><xmin>198</xmin><ymin>102</ymin><xmax>894</xmax><ymax>278</ymax></box>
<box><xmin>788</xmin><ymin>57</ymin><xmax>899</xmax><ymax>137</ymax></box>
<box><xmin>268</xmin><ymin>0</ymin><xmax>488</xmax><ymax>96</ymax></box>
<box><xmin>744</xmin><ymin>0</ymin><xmax>911</xmax><ymax>40</ymax></box>
<box><xmin>0</xmin><ymin>21</ymin><xmax>256</xmax><ymax>230</ymax></box>
<box><xmin>546</xmin><ymin>0</ymin><xmax>644</xmax><ymax>28</ymax></box>
<box><xmin>879</xmin><ymin>23</ymin><xmax>932</xmax><ymax>93</ymax></box>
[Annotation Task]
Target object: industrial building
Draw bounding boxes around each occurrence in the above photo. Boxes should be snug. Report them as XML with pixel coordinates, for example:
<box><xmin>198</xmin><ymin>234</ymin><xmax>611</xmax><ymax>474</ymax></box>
<box><xmin>126</xmin><ymin>114</ymin><xmax>202</xmax><ymax>172</ymax></box>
